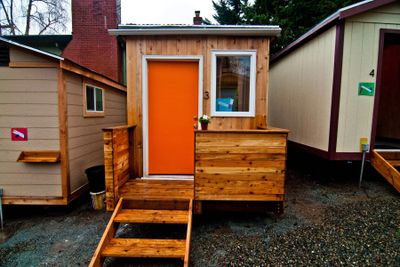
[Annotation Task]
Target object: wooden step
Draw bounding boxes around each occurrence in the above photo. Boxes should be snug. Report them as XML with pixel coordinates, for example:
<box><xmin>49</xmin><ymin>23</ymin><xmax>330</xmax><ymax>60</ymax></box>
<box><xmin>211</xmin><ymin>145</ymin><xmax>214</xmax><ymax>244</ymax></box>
<box><xmin>101</xmin><ymin>238</ymin><xmax>186</xmax><ymax>258</ymax></box>
<box><xmin>114</xmin><ymin>209</ymin><xmax>189</xmax><ymax>224</ymax></box>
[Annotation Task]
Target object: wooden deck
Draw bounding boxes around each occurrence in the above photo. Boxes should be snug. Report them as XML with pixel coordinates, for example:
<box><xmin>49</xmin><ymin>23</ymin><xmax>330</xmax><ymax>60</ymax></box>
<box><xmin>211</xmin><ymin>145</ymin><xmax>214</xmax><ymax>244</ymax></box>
<box><xmin>119</xmin><ymin>179</ymin><xmax>194</xmax><ymax>201</ymax></box>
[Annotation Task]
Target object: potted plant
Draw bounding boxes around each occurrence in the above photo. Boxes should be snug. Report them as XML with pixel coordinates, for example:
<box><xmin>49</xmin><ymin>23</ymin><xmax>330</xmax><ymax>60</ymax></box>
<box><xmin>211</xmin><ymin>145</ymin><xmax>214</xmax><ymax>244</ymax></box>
<box><xmin>199</xmin><ymin>114</ymin><xmax>211</xmax><ymax>130</ymax></box>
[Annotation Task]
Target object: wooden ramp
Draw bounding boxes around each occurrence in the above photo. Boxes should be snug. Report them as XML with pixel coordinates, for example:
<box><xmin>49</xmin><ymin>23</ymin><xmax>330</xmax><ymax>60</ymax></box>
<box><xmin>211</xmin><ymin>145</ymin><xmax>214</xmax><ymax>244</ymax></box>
<box><xmin>90</xmin><ymin>179</ymin><xmax>194</xmax><ymax>267</ymax></box>
<box><xmin>371</xmin><ymin>149</ymin><xmax>400</xmax><ymax>192</ymax></box>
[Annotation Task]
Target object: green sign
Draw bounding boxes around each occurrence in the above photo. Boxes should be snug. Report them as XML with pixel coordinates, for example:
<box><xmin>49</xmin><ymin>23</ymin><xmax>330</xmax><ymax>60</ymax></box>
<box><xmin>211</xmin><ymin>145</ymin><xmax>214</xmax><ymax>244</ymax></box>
<box><xmin>358</xmin><ymin>82</ymin><xmax>375</xmax><ymax>96</ymax></box>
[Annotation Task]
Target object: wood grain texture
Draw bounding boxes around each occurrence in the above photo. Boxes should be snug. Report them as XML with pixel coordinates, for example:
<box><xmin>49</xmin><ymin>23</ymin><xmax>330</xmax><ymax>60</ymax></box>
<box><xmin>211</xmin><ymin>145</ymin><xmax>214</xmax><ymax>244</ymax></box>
<box><xmin>119</xmin><ymin>179</ymin><xmax>194</xmax><ymax>201</ymax></box>
<box><xmin>195</xmin><ymin>131</ymin><xmax>287</xmax><ymax>201</ymax></box>
<box><xmin>371</xmin><ymin>150</ymin><xmax>400</xmax><ymax>192</ymax></box>
<box><xmin>101</xmin><ymin>238</ymin><xmax>186</xmax><ymax>258</ymax></box>
<box><xmin>126</xmin><ymin>35</ymin><xmax>273</xmax><ymax>176</ymax></box>
<box><xmin>58</xmin><ymin>68</ymin><xmax>70</xmax><ymax>200</ymax></box>
<box><xmin>103</xmin><ymin>125</ymin><xmax>135</xmax><ymax>211</ymax></box>
<box><xmin>114</xmin><ymin>209</ymin><xmax>189</xmax><ymax>224</ymax></box>
<box><xmin>89</xmin><ymin>197</ymin><xmax>123</xmax><ymax>267</ymax></box>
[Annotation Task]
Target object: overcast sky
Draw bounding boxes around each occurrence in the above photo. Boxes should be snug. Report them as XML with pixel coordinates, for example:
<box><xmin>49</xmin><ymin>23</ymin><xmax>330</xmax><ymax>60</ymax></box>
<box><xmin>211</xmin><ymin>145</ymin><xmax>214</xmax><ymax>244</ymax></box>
<box><xmin>121</xmin><ymin>0</ymin><xmax>217</xmax><ymax>25</ymax></box>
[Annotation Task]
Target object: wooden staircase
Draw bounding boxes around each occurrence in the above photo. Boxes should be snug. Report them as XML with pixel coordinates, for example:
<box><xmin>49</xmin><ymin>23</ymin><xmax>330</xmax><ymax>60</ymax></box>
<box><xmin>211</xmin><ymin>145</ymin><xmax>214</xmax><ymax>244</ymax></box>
<box><xmin>89</xmin><ymin>197</ymin><xmax>193</xmax><ymax>267</ymax></box>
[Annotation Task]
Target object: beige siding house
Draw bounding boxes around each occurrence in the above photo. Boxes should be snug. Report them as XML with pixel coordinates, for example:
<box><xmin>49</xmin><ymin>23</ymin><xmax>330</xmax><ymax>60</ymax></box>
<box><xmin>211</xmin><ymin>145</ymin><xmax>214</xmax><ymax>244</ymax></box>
<box><xmin>0</xmin><ymin>37</ymin><xmax>126</xmax><ymax>205</ymax></box>
<box><xmin>269</xmin><ymin>0</ymin><xmax>400</xmax><ymax>160</ymax></box>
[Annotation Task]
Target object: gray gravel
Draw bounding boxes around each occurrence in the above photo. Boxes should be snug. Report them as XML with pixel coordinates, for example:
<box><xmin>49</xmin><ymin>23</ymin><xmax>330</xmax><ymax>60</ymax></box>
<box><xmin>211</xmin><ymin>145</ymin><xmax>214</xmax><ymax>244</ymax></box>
<box><xmin>0</xmin><ymin>157</ymin><xmax>399</xmax><ymax>266</ymax></box>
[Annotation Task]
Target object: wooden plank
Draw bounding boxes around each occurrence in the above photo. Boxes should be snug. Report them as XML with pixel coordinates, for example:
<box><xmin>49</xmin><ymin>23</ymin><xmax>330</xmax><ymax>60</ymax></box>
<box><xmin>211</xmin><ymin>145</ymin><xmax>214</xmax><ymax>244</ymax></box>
<box><xmin>196</xmin><ymin>173</ymin><xmax>284</xmax><ymax>182</ymax></box>
<box><xmin>101</xmin><ymin>238</ymin><xmax>186</xmax><ymax>258</ymax></box>
<box><xmin>196</xmin><ymin>153</ymin><xmax>286</xmax><ymax>161</ymax></box>
<box><xmin>119</xmin><ymin>179</ymin><xmax>194</xmax><ymax>201</ymax></box>
<box><xmin>371</xmin><ymin>150</ymin><xmax>400</xmax><ymax>192</ymax></box>
<box><xmin>114</xmin><ymin>209</ymin><xmax>189</xmax><ymax>224</ymax></box>
<box><xmin>9</xmin><ymin>61</ymin><xmax>58</xmax><ymax>68</ymax></box>
<box><xmin>196</xmin><ymin>194</ymin><xmax>284</xmax><ymax>201</ymax></box>
<box><xmin>89</xmin><ymin>198</ymin><xmax>123</xmax><ymax>267</ymax></box>
<box><xmin>196</xmin><ymin>146</ymin><xmax>286</xmax><ymax>154</ymax></box>
<box><xmin>196</xmin><ymin>159</ymin><xmax>285</xmax><ymax>168</ymax></box>
<box><xmin>60</xmin><ymin>60</ymin><xmax>126</xmax><ymax>92</ymax></box>
<box><xmin>16</xmin><ymin>151</ymin><xmax>60</xmax><ymax>163</ymax></box>
<box><xmin>184</xmin><ymin>199</ymin><xmax>193</xmax><ymax>267</ymax></box>
<box><xmin>103</xmin><ymin>130</ymin><xmax>115</xmax><ymax>211</ymax></box>
<box><xmin>2</xmin><ymin>196</ymin><xmax>67</xmax><ymax>205</ymax></box>
<box><xmin>195</xmin><ymin>180</ymin><xmax>284</xmax><ymax>194</ymax></box>
<box><xmin>58</xmin><ymin>68</ymin><xmax>70</xmax><ymax>199</ymax></box>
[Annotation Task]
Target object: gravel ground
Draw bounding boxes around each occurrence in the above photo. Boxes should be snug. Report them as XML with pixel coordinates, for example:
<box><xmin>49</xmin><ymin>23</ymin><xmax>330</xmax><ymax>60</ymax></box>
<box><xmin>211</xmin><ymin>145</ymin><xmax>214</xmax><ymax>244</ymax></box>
<box><xmin>0</xmin><ymin>154</ymin><xmax>399</xmax><ymax>266</ymax></box>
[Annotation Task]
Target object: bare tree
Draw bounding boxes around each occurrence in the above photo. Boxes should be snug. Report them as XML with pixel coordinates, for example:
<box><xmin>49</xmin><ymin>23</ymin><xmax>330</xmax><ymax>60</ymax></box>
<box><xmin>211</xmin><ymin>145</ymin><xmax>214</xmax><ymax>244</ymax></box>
<box><xmin>0</xmin><ymin>0</ymin><xmax>69</xmax><ymax>35</ymax></box>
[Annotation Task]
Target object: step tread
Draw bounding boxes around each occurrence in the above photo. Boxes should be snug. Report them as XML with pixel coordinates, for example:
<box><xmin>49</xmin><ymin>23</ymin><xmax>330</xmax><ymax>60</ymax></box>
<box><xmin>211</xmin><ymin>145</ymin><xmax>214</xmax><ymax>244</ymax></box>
<box><xmin>101</xmin><ymin>238</ymin><xmax>186</xmax><ymax>258</ymax></box>
<box><xmin>114</xmin><ymin>209</ymin><xmax>189</xmax><ymax>224</ymax></box>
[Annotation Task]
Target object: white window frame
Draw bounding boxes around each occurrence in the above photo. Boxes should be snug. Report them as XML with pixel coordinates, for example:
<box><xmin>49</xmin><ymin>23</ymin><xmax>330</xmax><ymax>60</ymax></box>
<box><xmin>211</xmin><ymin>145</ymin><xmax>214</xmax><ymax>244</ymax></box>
<box><xmin>210</xmin><ymin>50</ymin><xmax>257</xmax><ymax>117</ymax></box>
<box><xmin>83</xmin><ymin>83</ymin><xmax>105</xmax><ymax>117</ymax></box>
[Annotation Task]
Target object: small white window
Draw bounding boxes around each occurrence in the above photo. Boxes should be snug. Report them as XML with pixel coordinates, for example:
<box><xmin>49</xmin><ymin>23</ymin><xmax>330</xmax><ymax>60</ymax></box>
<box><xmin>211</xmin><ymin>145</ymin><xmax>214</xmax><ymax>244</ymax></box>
<box><xmin>84</xmin><ymin>84</ymin><xmax>104</xmax><ymax>117</ymax></box>
<box><xmin>211</xmin><ymin>50</ymin><xmax>256</xmax><ymax>117</ymax></box>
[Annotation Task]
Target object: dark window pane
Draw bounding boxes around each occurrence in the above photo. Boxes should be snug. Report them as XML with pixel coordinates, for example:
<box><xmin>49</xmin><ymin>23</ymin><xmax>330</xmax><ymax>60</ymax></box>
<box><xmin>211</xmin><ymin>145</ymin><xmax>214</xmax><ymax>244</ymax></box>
<box><xmin>86</xmin><ymin>86</ymin><xmax>95</xmax><ymax>111</ymax></box>
<box><xmin>95</xmin><ymin>88</ymin><xmax>103</xmax><ymax>111</ymax></box>
<box><xmin>0</xmin><ymin>45</ymin><xmax>10</xmax><ymax>66</ymax></box>
<box><xmin>216</xmin><ymin>56</ymin><xmax>251</xmax><ymax>112</ymax></box>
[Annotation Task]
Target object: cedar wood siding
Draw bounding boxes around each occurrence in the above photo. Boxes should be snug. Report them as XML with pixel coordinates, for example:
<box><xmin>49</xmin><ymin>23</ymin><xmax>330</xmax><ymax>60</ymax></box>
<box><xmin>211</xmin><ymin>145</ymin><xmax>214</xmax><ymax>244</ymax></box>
<box><xmin>336</xmin><ymin>2</ymin><xmax>400</xmax><ymax>152</ymax></box>
<box><xmin>126</xmin><ymin>36</ymin><xmax>270</xmax><ymax>177</ymax></box>
<box><xmin>269</xmin><ymin>27</ymin><xmax>336</xmax><ymax>151</ymax></box>
<box><xmin>0</xmin><ymin>47</ymin><xmax>62</xmax><ymax>197</ymax></box>
<box><xmin>66</xmin><ymin>72</ymin><xmax>127</xmax><ymax>193</ymax></box>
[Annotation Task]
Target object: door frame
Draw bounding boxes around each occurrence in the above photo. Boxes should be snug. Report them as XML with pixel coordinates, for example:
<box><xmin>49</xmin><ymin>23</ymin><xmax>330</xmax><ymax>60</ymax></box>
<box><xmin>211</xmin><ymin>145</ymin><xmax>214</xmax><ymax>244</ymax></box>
<box><xmin>370</xmin><ymin>29</ymin><xmax>400</xmax><ymax>150</ymax></box>
<box><xmin>142</xmin><ymin>55</ymin><xmax>203</xmax><ymax>179</ymax></box>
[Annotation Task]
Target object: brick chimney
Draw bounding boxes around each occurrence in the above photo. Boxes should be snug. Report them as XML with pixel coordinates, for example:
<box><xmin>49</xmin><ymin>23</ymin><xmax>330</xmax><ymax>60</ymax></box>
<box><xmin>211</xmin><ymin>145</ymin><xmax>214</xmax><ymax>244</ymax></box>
<box><xmin>63</xmin><ymin>0</ymin><xmax>121</xmax><ymax>82</ymax></box>
<box><xmin>193</xmin><ymin>11</ymin><xmax>202</xmax><ymax>25</ymax></box>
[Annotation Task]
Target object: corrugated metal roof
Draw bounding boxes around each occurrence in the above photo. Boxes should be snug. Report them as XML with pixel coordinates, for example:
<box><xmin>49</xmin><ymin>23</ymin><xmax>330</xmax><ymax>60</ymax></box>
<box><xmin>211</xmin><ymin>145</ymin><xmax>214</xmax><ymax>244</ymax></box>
<box><xmin>109</xmin><ymin>24</ymin><xmax>281</xmax><ymax>37</ymax></box>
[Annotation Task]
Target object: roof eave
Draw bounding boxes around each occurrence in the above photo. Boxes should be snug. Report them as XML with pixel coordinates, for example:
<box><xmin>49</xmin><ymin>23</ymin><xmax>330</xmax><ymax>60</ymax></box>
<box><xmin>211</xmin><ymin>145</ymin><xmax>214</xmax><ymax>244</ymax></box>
<box><xmin>109</xmin><ymin>27</ymin><xmax>281</xmax><ymax>37</ymax></box>
<box><xmin>0</xmin><ymin>36</ymin><xmax>64</xmax><ymax>61</ymax></box>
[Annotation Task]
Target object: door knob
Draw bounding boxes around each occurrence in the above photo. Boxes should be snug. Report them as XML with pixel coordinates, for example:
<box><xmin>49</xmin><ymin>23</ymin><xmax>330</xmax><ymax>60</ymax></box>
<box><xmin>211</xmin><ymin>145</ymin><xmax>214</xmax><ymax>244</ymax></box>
<box><xmin>193</xmin><ymin>124</ymin><xmax>198</xmax><ymax>129</ymax></box>
<box><xmin>193</xmin><ymin>116</ymin><xmax>198</xmax><ymax>121</ymax></box>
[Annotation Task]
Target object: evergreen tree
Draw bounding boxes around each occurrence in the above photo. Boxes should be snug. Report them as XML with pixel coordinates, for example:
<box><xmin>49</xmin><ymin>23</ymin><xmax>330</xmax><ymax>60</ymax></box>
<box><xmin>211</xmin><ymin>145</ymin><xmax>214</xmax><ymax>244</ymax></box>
<box><xmin>212</xmin><ymin>0</ymin><xmax>360</xmax><ymax>54</ymax></box>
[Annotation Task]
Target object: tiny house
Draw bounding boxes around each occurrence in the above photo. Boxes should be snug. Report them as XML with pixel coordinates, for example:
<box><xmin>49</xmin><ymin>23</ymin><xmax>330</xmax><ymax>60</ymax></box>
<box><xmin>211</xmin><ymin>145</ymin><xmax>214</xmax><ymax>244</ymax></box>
<box><xmin>90</xmin><ymin>24</ymin><xmax>289</xmax><ymax>265</ymax></box>
<box><xmin>268</xmin><ymin>0</ymin><xmax>400</xmax><ymax>193</ymax></box>
<box><xmin>269</xmin><ymin>0</ymin><xmax>400</xmax><ymax>160</ymax></box>
<box><xmin>0</xmin><ymin>37</ymin><xmax>127</xmax><ymax>205</ymax></box>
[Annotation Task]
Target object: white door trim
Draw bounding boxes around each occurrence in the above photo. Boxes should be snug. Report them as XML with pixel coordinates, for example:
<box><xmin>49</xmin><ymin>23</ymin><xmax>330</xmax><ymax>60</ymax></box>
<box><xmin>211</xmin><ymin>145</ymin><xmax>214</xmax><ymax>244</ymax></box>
<box><xmin>142</xmin><ymin>55</ymin><xmax>203</xmax><ymax>180</ymax></box>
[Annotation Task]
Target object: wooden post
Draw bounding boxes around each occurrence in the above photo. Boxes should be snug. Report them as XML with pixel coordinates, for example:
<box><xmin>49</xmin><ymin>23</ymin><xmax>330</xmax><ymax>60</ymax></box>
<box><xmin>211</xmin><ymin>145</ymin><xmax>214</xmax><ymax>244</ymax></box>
<box><xmin>103</xmin><ymin>125</ymin><xmax>136</xmax><ymax>211</ymax></box>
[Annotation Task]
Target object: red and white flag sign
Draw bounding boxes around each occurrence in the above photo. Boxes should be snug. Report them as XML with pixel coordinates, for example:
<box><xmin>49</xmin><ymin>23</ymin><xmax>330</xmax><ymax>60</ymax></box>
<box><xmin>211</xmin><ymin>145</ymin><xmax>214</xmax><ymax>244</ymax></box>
<box><xmin>11</xmin><ymin>128</ymin><xmax>28</xmax><ymax>141</ymax></box>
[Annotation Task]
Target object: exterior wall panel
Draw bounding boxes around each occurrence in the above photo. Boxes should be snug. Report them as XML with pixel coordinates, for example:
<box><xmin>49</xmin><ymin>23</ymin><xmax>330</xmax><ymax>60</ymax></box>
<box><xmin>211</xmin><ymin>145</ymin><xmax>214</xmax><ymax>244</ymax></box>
<box><xmin>65</xmin><ymin>72</ymin><xmax>127</xmax><ymax>193</ymax></box>
<box><xmin>0</xmin><ymin>48</ymin><xmax>61</xmax><ymax>197</ymax></box>
<box><xmin>269</xmin><ymin>27</ymin><xmax>336</xmax><ymax>151</ymax></box>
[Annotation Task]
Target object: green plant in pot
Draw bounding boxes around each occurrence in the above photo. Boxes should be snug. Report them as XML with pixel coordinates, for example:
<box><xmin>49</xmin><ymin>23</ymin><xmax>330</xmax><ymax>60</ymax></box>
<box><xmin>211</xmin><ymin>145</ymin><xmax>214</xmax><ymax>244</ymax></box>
<box><xmin>199</xmin><ymin>114</ymin><xmax>211</xmax><ymax>130</ymax></box>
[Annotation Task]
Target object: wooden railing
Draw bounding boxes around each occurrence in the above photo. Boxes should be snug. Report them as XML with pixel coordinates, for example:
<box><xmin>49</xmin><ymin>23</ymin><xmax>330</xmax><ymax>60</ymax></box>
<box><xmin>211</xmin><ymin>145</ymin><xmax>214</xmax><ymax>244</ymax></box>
<box><xmin>103</xmin><ymin>125</ymin><xmax>136</xmax><ymax>211</ymax></box>
<box><xmin>195</xmin><ymin>128</ymin><xmax>289</xmax><ymax>202</ymax></box>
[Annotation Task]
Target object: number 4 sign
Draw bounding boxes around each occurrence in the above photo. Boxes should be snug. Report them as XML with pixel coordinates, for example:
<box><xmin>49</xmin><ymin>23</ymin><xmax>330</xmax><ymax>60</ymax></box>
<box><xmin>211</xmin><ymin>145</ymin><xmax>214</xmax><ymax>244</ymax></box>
<box><xmin>11</xmin><ymin>128</ymin><xmax>28</xmax><ymax>141</ymax></box>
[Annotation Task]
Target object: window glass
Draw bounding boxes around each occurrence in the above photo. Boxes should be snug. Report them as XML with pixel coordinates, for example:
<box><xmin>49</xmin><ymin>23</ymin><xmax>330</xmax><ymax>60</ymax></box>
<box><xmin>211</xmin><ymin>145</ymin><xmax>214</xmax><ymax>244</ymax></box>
<box><xmin>216</xmin><ymin>55</ymin><xmax>251</xmax><ymax>112</ymax></box>
<box><xmin>95</xmin><ymin>88</ymin><xmax>103</xmax><ymax>111</ymax></box>
<box><xmin>86</xmin><ymin>86</ymin><xmax>95</xmax><ymax>111</ymax></box>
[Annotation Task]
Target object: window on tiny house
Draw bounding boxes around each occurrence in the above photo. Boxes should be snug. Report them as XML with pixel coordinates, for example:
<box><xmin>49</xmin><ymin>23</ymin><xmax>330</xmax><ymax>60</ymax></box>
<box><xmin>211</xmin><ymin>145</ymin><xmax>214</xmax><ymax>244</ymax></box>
<box><xmin>211</xmin><ymin>51</ymin><xmax>256</xmax><ymax>117</ymax></box>
<box><xmin>84</xmin><ymin>84</ymin><xmax>104</xmax><ymax>117</ymax></box>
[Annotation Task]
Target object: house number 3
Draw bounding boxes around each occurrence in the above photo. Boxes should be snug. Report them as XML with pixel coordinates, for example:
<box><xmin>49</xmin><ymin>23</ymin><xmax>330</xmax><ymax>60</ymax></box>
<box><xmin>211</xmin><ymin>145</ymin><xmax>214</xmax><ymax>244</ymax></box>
<box><xmin>204</xmin><ymin>91</ymin><xmax>210</xmax><ymax>100</ymax></box>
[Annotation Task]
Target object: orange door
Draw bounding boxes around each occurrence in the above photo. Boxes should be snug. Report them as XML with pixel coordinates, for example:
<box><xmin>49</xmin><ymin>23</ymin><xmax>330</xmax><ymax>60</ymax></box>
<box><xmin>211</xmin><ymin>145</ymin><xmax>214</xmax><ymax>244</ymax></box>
<box><xmin>148</xmin><ymin>61</ymin><xmax>198</xmax><ymax>175</ymax></box>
